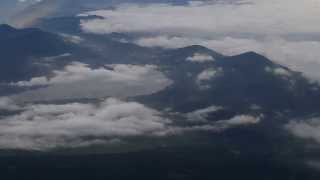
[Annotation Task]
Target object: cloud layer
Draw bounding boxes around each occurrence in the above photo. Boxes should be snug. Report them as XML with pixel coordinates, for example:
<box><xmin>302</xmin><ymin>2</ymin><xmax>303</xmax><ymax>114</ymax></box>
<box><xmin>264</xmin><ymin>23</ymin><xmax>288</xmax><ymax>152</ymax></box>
<box><xmin>286</xmin><ymin>118</ymin><xmax>320</xmax><ymax>143</ymax></box>
<box><xmin>0</xmin><ymin>98</ymin><xmax>261</xmax><ymax>150</ymax></box>
<box><xmin>0</xmin><ymin>98</ymin><xmax>170</xmax><ymax>150</ymax></box>
<box><xmin>80</xmin><ymin>0</ymin><xmax>320</xmax><ymax>82</ymax></box>
<box><xmin>10</xmin><ymin>62</ymin><xmax>172</xmax><ymax>102</ymax></box>
<box><xmin>81</xmin><ymin>0</ymin><xmax>320</xmax><ymax>36</ymax></box>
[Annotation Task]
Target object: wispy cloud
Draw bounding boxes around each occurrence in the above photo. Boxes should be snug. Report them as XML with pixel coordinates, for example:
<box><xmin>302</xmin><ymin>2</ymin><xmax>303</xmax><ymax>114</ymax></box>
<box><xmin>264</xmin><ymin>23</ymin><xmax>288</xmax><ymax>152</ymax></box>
<box><xmin>186</xmin><ymin>105</ymin><xmax>223</xmax><ymax>122</ymax></box>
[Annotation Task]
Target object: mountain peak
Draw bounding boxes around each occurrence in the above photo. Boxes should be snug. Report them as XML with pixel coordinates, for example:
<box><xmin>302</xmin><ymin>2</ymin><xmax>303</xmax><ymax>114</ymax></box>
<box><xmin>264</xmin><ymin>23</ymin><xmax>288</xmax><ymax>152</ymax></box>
<box><xmin>179</xmin><ymin>45</ymin><xmax>219</xmax><ymax>54</ymax></box>
<box><xmin>168</xmin><ymin>45</ymin><xmax>224</xmax><ymax>59</ymax></box>
<box><xmin>223</xmin><ymin>51</ymin><xmax>275</xmax><ymax>67</ymax></box>
<box><xmin>239</xmin><ymin>51</ymin><xmax>267</xmax><ymax>58</ymax></box>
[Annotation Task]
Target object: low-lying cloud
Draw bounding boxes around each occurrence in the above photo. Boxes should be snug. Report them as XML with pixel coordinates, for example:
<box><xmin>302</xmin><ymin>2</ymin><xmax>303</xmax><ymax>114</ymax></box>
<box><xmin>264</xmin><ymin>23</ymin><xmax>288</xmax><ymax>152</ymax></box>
<box><xmin>166</xmin><ymin>114</ymin><xmax>261</xmax><ymax>135</ymax></box>
<box><xmin>0</xmin><ymin>97</ymin><xmax>261</xmax><ymax>150</ymax></box>
<box><xmin>186</xmin><ymin>53</ymin><xmax>214</xmax><ymax>63</ymax></box>
<box><xmin>0</xmin><ymin>98</ymin><xmax>170</xmax><ymax>150</ymax></box>
<box><xmin>286</xmin><ymin>118</ymin><xmax>320</xmax><ymax>143</ymax></box>
<box><xmin>187</xmin><ymin>105</ymin><xmax>223</xmax><ymax>122</ymax></box>
<box><xmin>196</xmin><ymin>68</ymin><xmax>222</xmax><ymax>89</ymax></box>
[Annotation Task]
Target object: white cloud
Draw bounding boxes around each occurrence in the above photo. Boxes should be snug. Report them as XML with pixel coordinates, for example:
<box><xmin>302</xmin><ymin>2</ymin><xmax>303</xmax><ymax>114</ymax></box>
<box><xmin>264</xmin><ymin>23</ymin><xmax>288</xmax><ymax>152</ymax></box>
<box><xmin>12</xmin><ymin>62</ymin><xmax>152</xmax><ymax>86</ymax></box>
<box><xmin>186</xmin><ymin>53</ymin><xmax>214</xmax><ymax>63</ymax></box>
<box><xmin>60</xmin><ymin>34</ymin><xmax>84</xmax><ymax>44</ymax></box>
<box><xmin>197</xmin><ymin>69</ymin><xmax>219</xmax><ymax>81</ymax></box>
<box><xmin>196</xmin><ymin>68</ymin><xmax>222</xmax><ymax>89</ymax></box>
<box><xmin>163</xmin><ymin>114</ymin><xmax>261</xmax><ymax>135</ymax></box>
<box><xmin>79</xmin><ymin>1</ymin><xmax>320</xmax><ymax>82</ymax></box>
<box><xmin>0</xmin><ymin>96</ymin><xmax>262</xmax><ymax>150</ymax></box>
<box><xmin>265</xmin><ymin>66</ymin><xmax>291</xmax><ymax>77</ymax></box>
<box><xmin>80</xmin><ymin>0</ymin><xmax>320</xmax><ymax>36</ymax></box>
<box><xmin>10</xmin><ymin>62</ymin><xmax>172</xmax><ymax>102</ymax></box>
<box><xmin>0</xmin><ymin>98</ymin><xmax>171</xmax><ymax>150</ymax></box>
<box><xmin>286</xmin><ymin>118</ymin><xmax>320</xmax><ymax>143</ymax></box>
<box><xmin>186</xmin><ymin>105</ymin><xmax>223</xmax><ymax>122</ymax></box>
<box><xmin>137</xmin><ymin>36</ymin><xmax>320</xmax><ymax>82</ymax></box>
<box><xmin>217</xmin><ymin>114</ymin><xmax>261</xmax><ymax>126</ymax></box>
<box><xmin>18</xmin><ymin>0</ymin><xmax>42</xmax><ymax>3</ymax></box>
